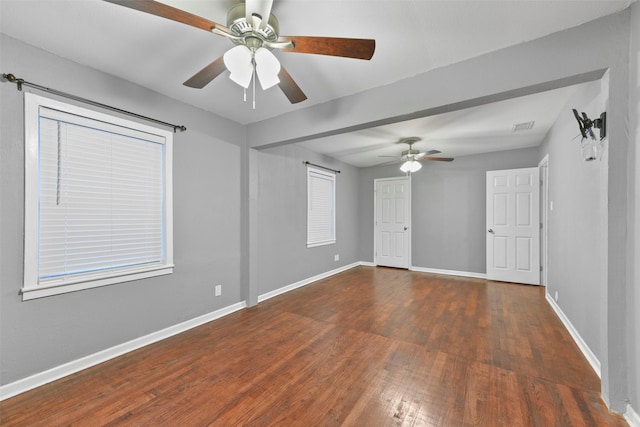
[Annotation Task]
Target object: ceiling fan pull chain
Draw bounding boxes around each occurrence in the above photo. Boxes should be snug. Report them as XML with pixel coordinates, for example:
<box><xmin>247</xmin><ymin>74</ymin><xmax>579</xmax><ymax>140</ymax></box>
<box><xmin>252</xmin><ymin>66</ymin><xmax>256</xmax><ymax>110</ymax></box>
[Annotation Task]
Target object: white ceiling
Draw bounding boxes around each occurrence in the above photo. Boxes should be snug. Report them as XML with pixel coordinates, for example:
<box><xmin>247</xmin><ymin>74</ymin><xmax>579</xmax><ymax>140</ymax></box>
<box><xmin>0</xmin><ymin>0</ymin><xmax>632</xmax><ymax>166</ymax></box>
<box><xmin>298</xmin><ymin>84</ymin><xmax>584</xmax><ymax>167</ymax></box>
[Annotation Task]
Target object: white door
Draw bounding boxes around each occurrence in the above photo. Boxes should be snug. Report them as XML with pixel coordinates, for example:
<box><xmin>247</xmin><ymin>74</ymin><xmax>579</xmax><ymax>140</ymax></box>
<box><xmin>486</xmin><ymin>167</ymin><xmax>540</xmax><ymax>285</ymax></box>
<box><xmin>375</xmin><ymin>177</ymin><xmax>410</xmax><ymax>268</ymax></box>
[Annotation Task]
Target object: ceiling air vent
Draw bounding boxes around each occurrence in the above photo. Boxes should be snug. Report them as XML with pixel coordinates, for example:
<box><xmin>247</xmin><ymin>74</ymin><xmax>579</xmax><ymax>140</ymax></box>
<box><xmin>512</xmin><ymin>121</ymin><xmax>535</xmax><ymax>132</ymax></box>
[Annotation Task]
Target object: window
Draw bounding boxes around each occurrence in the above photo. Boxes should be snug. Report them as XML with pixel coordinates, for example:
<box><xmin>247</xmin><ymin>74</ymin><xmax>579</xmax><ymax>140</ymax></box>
<box><xmin>22</xmin><ymin>93</ymin><xmax>173</xmax><ymax>300</ymax></box>
<box><xmin>306</xmin><ymin>166</ymin><xmax>336</xmax><ymax>247</ymax></box>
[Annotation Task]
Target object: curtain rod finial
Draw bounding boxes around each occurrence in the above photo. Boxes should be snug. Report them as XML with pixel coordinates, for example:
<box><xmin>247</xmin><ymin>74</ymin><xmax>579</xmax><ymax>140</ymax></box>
<box><xmin>3</xmin><ymin>73</ymin><xmax>24</xmax><ymax>90</ymax></box>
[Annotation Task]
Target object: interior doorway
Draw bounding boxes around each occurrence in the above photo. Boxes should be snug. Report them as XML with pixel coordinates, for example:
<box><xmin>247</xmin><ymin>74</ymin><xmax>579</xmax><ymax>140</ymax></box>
<box><xmin>374</xmin><ymin>177</ymin><xmax>410</xmax><ymax>269</ymax></box>
<box><xmin>486</xmin><ymin>167</ymin><xmax>540</xmax><ymax>285</ymax></box>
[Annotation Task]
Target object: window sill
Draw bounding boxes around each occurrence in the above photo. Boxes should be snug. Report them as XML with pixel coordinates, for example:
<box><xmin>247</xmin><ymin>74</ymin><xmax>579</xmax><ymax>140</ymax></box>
<box><xmin>307</xmin><ymin>240</ymin><xmax>336</xmax><ymax>248</ymax></box>
<box><xmin>21</xmin><ymin>266</ymin><xmax>174</xmax><ymax>301</ymax></box>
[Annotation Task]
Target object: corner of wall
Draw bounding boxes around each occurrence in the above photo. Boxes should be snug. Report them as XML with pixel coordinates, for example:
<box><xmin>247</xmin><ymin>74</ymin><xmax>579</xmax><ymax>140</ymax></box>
<box><xmin>626</xmin><ymin>0</ymin><xmax>640</xmax><ymax>417</ymax></box>
<box><xmin>625</xmin><ymin>403</ymin><xmax>640</xmax><ymax>427</ymax></box>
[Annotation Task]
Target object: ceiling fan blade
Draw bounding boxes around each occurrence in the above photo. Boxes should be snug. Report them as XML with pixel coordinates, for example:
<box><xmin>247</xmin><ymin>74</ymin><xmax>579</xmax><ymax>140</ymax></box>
<box><xmin>103</xmin><ymin>0</ymin><xmax>230</xmax><ymax>34</ymax></box>
<box><xmin>183</xmin><ymin>56</ymin><xmax>227</xmax><ymax>88</ymax></box>
<box><xmin>245</xmin><ymin>0</ymin><xmax>274</xmax><ymax>29</ymax></box>
<box><xmin>415</xmin><ymin>150</ymin><xmax>441</xmax><ymax>159</ymax></box>
<box><xmin>277</xmin><ymin>66</ymin><xmax>307</xmax><ymax>104</ymax></box>
<box><xmin>423</xmin><ymin>157</ymin><xmax>455</xmax><ymax>162</ymax></box>
<box><xmin>280</xmin><ymin>36</ymin><xmax>375</xmax><ymax>60</ymax></box>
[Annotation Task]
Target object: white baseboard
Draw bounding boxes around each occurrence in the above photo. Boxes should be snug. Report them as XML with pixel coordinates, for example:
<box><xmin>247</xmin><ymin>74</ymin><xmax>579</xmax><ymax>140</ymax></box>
<box><xmin>2</xmin><ymin>262</ymin><xmax>366</xmax><ymax>401</ymax></box>
<box><xmin>258</xmin><ymin>262</ymin><xmax>361</xmax><ymax>303</ymax></box>
<box><xmin>0</xmin><ymin>301</ymin><xmax>247</xmax><ymax>401</ymax></box>
<box><xmin>259</xmin><ymin>261</ymin><xmax>443</xmax><ymax>303</ymax></box>
<box><xmin>410</xmin><ymin>266</ymin><xmax>487</xmax><ymax>280</ymax></box>
<box><xmin>545</xmin><ymin>293</ymin><xmax>601</xmax><ymax>377</ymax></box>
<box><xmin>626</xmin><ymin>403</ymin><xmax>640</xmax><ymax>427</ymax></box>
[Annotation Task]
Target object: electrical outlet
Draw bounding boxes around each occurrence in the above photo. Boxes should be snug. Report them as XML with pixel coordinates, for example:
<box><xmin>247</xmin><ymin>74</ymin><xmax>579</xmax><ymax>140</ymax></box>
<box><xmin>555</xmin><ymin>291</ymin><xmax>558</xmax><ymax>302</ymax></box>
<box><xmin>215</xmin><ymin>285</ymin><xmax>222</xmax><ymax>297</ymax></box>
<box><xmin>334</xmin><ymin>254</ymin><xmax>339</xmax><ymax>262</ymax></box>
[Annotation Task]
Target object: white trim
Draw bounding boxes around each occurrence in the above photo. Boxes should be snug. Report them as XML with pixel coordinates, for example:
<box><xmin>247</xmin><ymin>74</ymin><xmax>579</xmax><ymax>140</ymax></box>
<box><xmin>625</xmin><ymin>404</ymin><xmax>640</xmax><ymax>427</ymax></box>
<box><xmin>410</xmin><ymin>266</ymin><xmax>487</xmax><ymax>279</ymax></box>
<box><xmin>21</xmin><ymin>266</ymin><xmax>174</xmax><ymax>300</ymax></box>
<box><xmin>545</xmin><ymin>293</ymin><xmax>601</xmax><ymax>377</ymax></box>
<box><xmin>306</xmin><ymin>240</ymin><xmax>336</xmax><ymax>248</ymax></box>
<box><xmin>22</xmin><ymin>92</ymin><xmax>174</xmax><ymax>300</ymax></box>
<box><xmin>258</xmin><ymin>262</ymin><xmax>360</xmax><ymax>302</ymax></box>
<box><xmin>359</xmin><ymin>261</ymin><xmax>376</xmax><ymax>267</ymax></box>
<box><xmin>538</xmin><ymin>154</ymin><xmax>549</xmax><ymax>286</ymax></box>
<box><xmin>0</xmin><ymin>301</ymin><xmax>246</xmax><ymax>401</ymax></box>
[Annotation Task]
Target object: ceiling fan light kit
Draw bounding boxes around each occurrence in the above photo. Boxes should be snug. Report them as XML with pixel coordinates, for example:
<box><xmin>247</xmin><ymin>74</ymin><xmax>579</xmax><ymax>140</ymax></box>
<box><xmin>102</xmin><ymin>0</ymin><xmax>376</xmax><ymax>108</ymax></box>
<box><xmin>222</xmin><ymin>4</ymin><xmax>281</xmax><ymax>106</ymax></box>
<box><xmin>224</xmin><ymin>45</ymin><xmax>254</xmax><ymax>89</ymax></box>
<box><xmin>400</xmin><ymin>159</ymin><xmax>422</xmax><ymax>173</ymax></box>
<box><xmin>385</xmin><ymin>137</ymin><xmax>454</xmax><ymax>173</ymax></box>
<box><xmin>254</xmin><ymin>48</ymin><xmax>281</xmax><ymax>90</ymax></box>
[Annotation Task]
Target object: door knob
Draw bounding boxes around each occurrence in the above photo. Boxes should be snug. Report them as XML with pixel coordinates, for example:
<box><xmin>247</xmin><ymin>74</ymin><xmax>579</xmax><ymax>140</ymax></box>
<box><xmin>404</xmin><ymin>226</ymin><xmax>408</xmax><ymax>231</ymax></box>
<box><xmin>488</xmin><ymin>229</ymin><xmax>494</xmax><ymax>234</ymax></box>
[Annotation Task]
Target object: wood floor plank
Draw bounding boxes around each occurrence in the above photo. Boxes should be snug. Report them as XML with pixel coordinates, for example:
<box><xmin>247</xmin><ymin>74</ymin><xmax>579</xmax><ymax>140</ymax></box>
<box><xmin>0</xmin><ymin>267</ymin><xmax>628</xmax><ymax>426</ymax></box>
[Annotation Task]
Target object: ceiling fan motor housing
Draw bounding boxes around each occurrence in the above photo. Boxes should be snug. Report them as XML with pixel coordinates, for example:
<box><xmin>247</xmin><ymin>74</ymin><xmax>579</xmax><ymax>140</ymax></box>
<box><xmin>400</xmin><ymin>137</ymin><xmax>422</xmax><ymax>158</ymax></box>
<box><xmin>227</xmin><ymin>4</ymin><xmax>280</xmax><ymax>49</ymax></box>
<box><xmin>401</xmin><ymin>148</ymin><xmax>421</xmax><ymax>157</ymax></box>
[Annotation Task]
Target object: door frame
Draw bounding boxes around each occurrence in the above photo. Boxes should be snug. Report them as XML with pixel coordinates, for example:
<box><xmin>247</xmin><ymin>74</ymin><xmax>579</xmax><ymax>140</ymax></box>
<box><xmin>374</xmin><ymin>176</ymin><xmax>411</xmax><ymax>268</ymax></box>
<box><xmin>486</xmin><ymin>167</ymin><xmax>540</xmax><ymax>285</ymax></box>
<box><xmin>538</xmin><ymin>154</ymin><xmax>549</xmax><ymax>286</ymax></box>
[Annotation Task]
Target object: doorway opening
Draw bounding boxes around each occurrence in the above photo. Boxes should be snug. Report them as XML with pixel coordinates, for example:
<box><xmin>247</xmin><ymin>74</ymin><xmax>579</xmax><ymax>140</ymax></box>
<box><xmin>374</xmin><ymin>177</ymin><xmax>411</xmax><ymax>269</ymax></box>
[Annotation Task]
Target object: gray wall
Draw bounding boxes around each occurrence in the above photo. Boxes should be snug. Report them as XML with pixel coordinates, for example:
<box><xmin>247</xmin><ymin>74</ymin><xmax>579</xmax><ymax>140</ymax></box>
<box><xmin>2</xmin><ymin>5</ymin><xmax>639</xmax><ymax>418</ymax></box>
<box><xmin>0</xmin><ymin>34</ymin><xmax>365</xmax><ymax>388</ymax></box>
<box><xmin>538</xmin><ymin>79</ymin><xmax>608</xmax><ymax>365</ymax></box>
<box><xmin>246</xmin><ymin>9</ymin><xmax>633</xmax><ymax>412</ymax></box>
<box><xmin>628</xmin><ymin>0</ymin><xmax>640</xmax><ymax>415</ymax></box>
<box><xmin>411</xmin><ymin>148</ymin><xmax>539</xmax><ymax>273</ymax></box>
<box><xmin>357</xmin><ymin>148</ymin><xmax>538</xmax><ymax>272</ymax></box>
<box><xmin>256</xmin><ymin>144</ymin><xmax>360</xmax><ymax>296</ymax></box>
<box><xmin>0</xmin><ymin>34</ymin><xmax>245</xmax><ymax>384</ymax></box>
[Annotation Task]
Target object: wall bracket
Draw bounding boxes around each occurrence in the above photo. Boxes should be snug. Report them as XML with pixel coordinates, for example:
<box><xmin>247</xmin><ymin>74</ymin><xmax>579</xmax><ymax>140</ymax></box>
<box><xmin>572</xmin><ymin>108</ymin><xmax>606</xmax><ymax>140</ymax></box>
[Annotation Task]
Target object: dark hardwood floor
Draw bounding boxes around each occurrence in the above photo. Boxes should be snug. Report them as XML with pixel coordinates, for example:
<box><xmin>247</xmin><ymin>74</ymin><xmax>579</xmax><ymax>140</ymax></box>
<box><xmin>0</xmin><ymin>267</ymin><xmax>628</xmax><ymax>426</ymax></box>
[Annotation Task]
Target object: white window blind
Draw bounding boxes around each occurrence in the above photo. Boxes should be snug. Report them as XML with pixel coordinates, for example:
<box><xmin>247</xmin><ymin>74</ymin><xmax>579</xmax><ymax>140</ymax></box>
<box><xmin>23</xmin><ymin>93</ymin><xmax>173</xmax><ymax>299</ymax></box>
<box><xmin>307</xmin><ymin>166</ymin><xmax>336</xmax><ymax>247</ymax></box>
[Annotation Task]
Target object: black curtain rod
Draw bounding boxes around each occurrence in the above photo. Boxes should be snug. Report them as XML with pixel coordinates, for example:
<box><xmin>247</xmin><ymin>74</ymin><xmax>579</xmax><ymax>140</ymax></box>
<box><xmin>303</xmin><ymin>161</ymin><xmax>341</xmax><ymax>174</ymax></box>
<box><xmin>2</xmin><ymin>73</ymin><xmax>187</xmax><ymax>133</ymax></box>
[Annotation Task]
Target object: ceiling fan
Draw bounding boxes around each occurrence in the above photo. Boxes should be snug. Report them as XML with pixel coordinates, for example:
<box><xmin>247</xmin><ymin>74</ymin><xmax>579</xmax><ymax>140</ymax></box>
<box><xmin>103</xmin><ymin>0</ymin><xmax>376</xmax><ymax>105</ymax></box>
<box><xmin>380</xmin><ymin>137</ymin><xmax>454</xmax><ymax>172</ymax></box>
